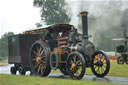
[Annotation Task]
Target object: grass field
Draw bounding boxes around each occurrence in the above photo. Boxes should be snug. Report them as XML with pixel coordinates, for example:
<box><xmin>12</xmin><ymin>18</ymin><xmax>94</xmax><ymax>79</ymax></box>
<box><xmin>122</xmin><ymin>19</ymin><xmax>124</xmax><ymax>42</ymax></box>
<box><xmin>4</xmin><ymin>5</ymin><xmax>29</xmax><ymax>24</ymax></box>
<box><xmin>0</xmin><ymin>56</ymin><xmax>8</xmax><ymax>61</ymax></box>
<box><xmin>0</xmin><ymin>74</ymin><xmax>118</xmax><ymax>85</ymax></box>
<box><xmin>0</xmin><ymin>59</ymin><xmax>127</xmax><ymax>85</ymax></box>
<box><xmin>52</xmin><ymin>60</ymin><xmax>128</xmax><ymax>77</ymax></box>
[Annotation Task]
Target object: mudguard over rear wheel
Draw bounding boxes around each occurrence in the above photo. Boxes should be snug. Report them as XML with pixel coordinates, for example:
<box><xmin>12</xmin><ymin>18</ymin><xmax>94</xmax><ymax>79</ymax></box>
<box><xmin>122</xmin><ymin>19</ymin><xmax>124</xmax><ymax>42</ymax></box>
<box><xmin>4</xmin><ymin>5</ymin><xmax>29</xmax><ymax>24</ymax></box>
<box><xmin>29</xmin><ymin>41</ymin><xmax>51</xmax><ymax>76</ymax></box>
<box><xmin>91</xmin><ymin>51</ymin><xmax>110</xmax><ymax>77</ymax></box>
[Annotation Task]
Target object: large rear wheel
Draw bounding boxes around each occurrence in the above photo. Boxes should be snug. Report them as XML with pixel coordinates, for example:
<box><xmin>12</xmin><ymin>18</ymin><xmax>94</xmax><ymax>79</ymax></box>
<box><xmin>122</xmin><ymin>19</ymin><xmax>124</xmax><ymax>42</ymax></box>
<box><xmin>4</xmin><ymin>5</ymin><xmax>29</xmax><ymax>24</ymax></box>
<box><xmin>91</xmin><ymin>51</ymin><xmax>110</xmax><ymax>77</ymax></box>
<box><xmin>66</xmin><ymin>52</ymin><xmax>86</xmax><ymax>80</ymax></box>
<box><xmin>29</xmin><ymin>41</ymin><xmax>51</xmax><ymax>76</ymax></box>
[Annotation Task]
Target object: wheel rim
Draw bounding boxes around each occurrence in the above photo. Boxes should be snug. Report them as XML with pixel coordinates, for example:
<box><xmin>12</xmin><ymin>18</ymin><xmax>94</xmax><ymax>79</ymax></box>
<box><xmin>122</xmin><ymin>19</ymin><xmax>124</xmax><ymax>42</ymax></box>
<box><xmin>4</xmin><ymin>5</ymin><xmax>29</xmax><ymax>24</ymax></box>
<box><xmin>67</xmin><ymin>53</ymin><xmax>85</xmax><ymax>79</ymax></box>
<box><xmin>91</xmin><ymin>51</ymin><xmax>110</xmax><ymax>77</ymax></box>
<box><xmin>31</xmin><ymin>43</ymin><xmax>46</xmax><ymax>75</ymax></box>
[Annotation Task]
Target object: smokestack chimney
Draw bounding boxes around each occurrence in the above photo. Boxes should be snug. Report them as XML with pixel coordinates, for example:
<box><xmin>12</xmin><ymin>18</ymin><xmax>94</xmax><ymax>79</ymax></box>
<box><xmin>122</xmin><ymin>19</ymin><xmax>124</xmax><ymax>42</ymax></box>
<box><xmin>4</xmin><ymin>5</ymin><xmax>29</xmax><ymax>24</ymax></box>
<box><xmin>80</xmin><ymin>11</ymin><xmax>88</xmax><ymax>38</ymax></box>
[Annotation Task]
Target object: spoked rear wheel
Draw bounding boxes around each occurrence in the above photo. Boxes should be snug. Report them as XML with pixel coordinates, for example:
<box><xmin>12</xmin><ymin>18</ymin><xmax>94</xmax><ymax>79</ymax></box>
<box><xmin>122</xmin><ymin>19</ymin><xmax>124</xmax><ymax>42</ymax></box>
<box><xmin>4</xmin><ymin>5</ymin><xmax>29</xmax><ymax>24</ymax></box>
<box><xmin>29</xmin><ymin>41</ymin><xmax>51</xmax><ymax>76</ymax></box>
<box><xmin>66</xmin><ymin>52</ymin><xmax>86</xmax><ymax>80</ymax></box>
<box><xmin>91</xmin><ymin>51</ymin><xmax>110</xmax><ymax>77</ymax></box>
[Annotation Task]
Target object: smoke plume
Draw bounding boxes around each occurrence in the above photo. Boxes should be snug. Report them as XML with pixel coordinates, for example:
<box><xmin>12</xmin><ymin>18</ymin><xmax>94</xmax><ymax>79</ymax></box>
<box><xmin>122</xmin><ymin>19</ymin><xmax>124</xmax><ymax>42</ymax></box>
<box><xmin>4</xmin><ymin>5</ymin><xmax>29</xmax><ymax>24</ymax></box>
<box><xmin>65</xmin><ymin>0</ymin><xmax>128</xmax><ymax>51</ymax></box>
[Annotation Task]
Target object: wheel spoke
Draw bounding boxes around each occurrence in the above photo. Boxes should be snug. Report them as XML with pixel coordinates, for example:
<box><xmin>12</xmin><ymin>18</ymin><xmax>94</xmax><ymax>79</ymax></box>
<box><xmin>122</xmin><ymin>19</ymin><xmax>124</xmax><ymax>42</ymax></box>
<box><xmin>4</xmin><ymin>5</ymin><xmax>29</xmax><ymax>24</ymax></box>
<box><xmin>40</xmin><ymin>50</ymin><xmax>44</xmax><ymax>56</ymax></box>
<box><xmin>39</xmin><ymin>46</ymin><xmax>42</xmax><ymax>54</ymax></box>
<box><xmin>40</xmin><ymin>64</ymin><xmax>44</xmax><ymax>74</ymax></box>
<box><xmin>96</xmin><ymin>66</ymin><xmax>100</xmax><ymax>74</ymax></box>
<box><xmin>70</xmin><ymin>60</ymin><xmax>73</xmax><ymax>64</ymax></box>
<box><xmin>76</xmin><ymin>60</ymin><xmax>80</xmax><ymax>65</ymax></box>
<box><xmin>102</xmin><ymin>58</ymin><xmax>105</xmax><ymax>63</ymax></box>
<box><xmin>93</xmin><ymin>62</ymin><xmax>97</xmax><ymax>65</ymax></box>
<box><xmin>41</xmin><ymin>60</ymin><xmax>46</xmax><ymax>64</ymax></box>
<box><xmin>34</xmin><ymin>63</ymin><xmax>39</xmax><ymax>68</ymax></box>
<box><xmin>41</xmin><ymin>56</ymin><xmax>45</xmax><ymax>59</ymax></box>
<box><xmin>76</xmin><ymin>67</ymin><xmax>81</xmax><ymax>76</ymax></box>
<box><xmin>37</xmin><ymin>64</ymin><xmax>41</xmax><ymax>74</ymax></box>
<box><xmin>101</xmin><ymin>66</ymin><xmax>105</xmax><ymax>74</ymax></box>
<box><xmin>36</xmin><ymin>46</ymin><xmax>40</xmax><ymax>55</ymax></box>
<box><xmin>73</xmin><ymin>56</ymin><xmax>76</xmax><ymax>63</ymax></box>
<box><xmin>39</xmin><ymin>46</ymin><xmax>43</xmax><ymax>56</ymax></box>
<box><xmin>33</xmin><ymin>50</ymin><xmax>38</xmax><ymax>57</ymax></box>
<box><xmin>99</xmin><ymin>54</ymin><xmax>103</xmax><ymax>61</ymax></box>
<box><xmin>32</xmin><ymin>58</ymin><xmax>36</xmax><ymax>61</ymax></box>
<box><xmin>103</xmin><ymin>62</ymin><xmax>106</xmax><ymax>64</ymax></box>
<box><xmin>94</xmin><ymin>65</ymin><xmax>98</xmax><ymax>69</ymax></box>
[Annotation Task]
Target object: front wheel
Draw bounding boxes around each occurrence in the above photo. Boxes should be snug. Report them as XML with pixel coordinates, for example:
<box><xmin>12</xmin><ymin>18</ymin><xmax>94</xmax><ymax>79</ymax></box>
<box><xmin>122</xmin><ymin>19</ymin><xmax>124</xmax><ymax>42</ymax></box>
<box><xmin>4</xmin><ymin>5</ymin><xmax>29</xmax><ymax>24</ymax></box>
<box><xmin>66</xmin><ymin>52</ymin><xmax>86</xmax><ymax>80</ymax></box>
<box><xmin>117</xmin><ymin>56</ymin><xmax>124</xmax><ymax>64</ymax></box>
<box><xmin>91</xmin><ymin>51</ymin><xmax>110</xmax><ymax>77</ymax></box>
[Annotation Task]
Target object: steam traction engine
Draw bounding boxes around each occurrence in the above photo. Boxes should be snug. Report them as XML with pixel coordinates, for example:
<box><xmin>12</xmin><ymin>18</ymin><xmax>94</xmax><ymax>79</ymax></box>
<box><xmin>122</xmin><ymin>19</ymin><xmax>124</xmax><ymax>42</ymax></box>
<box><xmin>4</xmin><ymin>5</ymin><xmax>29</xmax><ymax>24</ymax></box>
<box><xmin>8</xmin><ymin>12</ymin><xmax>110</xmax><ymax>79</ymax></box>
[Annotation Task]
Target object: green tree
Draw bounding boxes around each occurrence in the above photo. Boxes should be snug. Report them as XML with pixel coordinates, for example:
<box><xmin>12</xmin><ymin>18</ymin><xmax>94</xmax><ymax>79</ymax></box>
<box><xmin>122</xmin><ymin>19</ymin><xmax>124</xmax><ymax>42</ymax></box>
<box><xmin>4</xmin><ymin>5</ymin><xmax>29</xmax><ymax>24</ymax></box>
<box><xmin>0</xmin><ymin>32</ymin><xmax>14</xmax><ymax>57</ymax></box>
<box><xmin>35</xmin><ymin>22</ymin><xmax>42</xmax><ymax>27</ymax></box>
<box><xmin>33</xmin><ymin>0</ymin><xmax>70</xmax><ymax>25</ymax></box>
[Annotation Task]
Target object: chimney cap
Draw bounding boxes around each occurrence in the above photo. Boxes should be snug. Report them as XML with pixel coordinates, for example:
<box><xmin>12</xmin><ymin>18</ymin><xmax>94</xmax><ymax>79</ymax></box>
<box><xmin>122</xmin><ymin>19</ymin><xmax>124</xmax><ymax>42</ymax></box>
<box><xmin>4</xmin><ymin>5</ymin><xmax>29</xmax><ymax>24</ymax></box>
<box><xmin>80</xmin><ymin>11</ymin><xmax>88</xmax><ymax>16</ymax></box>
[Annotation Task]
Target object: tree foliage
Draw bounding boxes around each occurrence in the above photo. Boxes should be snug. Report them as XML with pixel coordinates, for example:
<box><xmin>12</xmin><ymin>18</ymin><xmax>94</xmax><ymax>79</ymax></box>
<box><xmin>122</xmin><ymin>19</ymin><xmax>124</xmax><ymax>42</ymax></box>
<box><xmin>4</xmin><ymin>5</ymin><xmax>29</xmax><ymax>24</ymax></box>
<box><xmin>0</xmin><ymin>32</ymin><xmax>14</xmax><ymax>57</ymax></box>
<box><xmin>33</xmin><ymin>0</ymin><xmax>70</xmax><ymax>25</ymax></box>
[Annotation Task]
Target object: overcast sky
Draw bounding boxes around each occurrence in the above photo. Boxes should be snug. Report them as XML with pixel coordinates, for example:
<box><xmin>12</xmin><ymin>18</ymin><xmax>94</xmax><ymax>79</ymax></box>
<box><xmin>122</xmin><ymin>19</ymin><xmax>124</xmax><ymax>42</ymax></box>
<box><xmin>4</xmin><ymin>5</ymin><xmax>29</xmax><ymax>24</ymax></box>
<box><xmin>0</xmin><ymin>0</ymin><xmax>128</xmax><ymax>38</ymax></box>
<box><xmin>0</xmin><ymin>0</ymin><xmax>40</xmax><ymax>38</ymax></box>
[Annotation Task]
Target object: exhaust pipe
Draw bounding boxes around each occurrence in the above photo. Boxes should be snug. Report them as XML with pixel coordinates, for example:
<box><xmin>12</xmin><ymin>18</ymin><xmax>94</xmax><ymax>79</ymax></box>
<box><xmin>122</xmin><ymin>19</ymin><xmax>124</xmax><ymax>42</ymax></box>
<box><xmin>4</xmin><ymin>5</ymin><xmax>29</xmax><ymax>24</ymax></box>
<box><xmin>80</xmin><ymin>11</ymin><xmax>88</xmax><ymax>38</ymax></box>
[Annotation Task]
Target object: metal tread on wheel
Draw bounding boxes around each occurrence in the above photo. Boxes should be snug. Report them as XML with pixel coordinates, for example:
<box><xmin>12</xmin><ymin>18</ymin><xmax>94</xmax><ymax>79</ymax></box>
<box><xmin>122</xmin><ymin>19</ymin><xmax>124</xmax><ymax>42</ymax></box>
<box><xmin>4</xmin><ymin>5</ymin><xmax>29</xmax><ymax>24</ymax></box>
<box><xmin>29</xmin><ymin>40</ymin><xmax>51</xmax><ymax>77</ymax></box>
